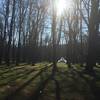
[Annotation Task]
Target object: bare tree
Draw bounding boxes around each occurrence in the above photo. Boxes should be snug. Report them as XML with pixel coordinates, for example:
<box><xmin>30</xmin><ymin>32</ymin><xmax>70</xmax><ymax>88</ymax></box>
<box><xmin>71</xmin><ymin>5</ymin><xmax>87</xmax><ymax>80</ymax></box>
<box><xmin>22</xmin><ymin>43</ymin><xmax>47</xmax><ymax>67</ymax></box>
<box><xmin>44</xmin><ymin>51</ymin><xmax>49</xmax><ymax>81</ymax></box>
<box><xmin>86</xmin><ymin>0</ymin><xmax>100</xmax><ymax>73</ymax></box>
<box><xmin>51</xmin><ymin>0</ymin><xmax>57</xmax><ymax>76</ymax></box>
<box><xmin>6</xmin><ymin>0</ymin><xmax>16</xmax><ymax>66</ymax></box>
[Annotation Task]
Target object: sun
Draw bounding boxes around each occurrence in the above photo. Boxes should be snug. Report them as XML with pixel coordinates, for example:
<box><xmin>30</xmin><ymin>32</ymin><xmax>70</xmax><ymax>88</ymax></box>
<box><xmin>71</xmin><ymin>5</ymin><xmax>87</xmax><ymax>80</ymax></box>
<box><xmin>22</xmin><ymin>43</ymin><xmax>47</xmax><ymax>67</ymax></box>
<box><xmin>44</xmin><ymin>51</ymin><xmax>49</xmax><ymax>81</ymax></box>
<box><xmin>56</xmin><ymin>0</ymin><xmax>72</xmax><ymax>16</ymax></box>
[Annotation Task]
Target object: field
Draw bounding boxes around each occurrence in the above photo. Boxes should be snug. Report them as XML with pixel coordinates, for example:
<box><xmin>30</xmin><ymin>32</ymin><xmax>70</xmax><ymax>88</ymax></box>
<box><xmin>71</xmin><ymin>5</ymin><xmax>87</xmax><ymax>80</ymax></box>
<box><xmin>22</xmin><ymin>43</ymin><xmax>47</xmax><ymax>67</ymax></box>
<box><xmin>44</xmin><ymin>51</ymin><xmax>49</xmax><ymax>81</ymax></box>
<box><xmin>0</xmin><ymin>63</ymin><xmax>100</xmax><ymax>100</ymax></box>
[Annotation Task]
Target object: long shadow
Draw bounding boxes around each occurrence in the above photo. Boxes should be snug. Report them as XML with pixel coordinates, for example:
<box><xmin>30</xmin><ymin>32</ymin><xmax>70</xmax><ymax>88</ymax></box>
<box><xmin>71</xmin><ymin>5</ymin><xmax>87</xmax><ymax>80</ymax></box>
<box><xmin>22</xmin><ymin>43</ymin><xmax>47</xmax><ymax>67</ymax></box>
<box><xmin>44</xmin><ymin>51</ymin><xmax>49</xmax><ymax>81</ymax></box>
<box><xmin>0</xmin><ymin>68</ymin><xmax>36</xmax><ymax>86</ymax></box>
<box><xmin>0</xmin><ymin>66</ymin><xmax>25</xmax><ymax>76</ymax></box>
<box><xmin>0</xmin><ymin>67</ymin><xmax>29</xmax><ymax>80</ymax></box>
<box><xmin>28</xmin><ymin>70</ymin><xmax>61</xmax><ymax>100</ymax></box>
<box><xmin>27</xmin><ymin>75</ymin><xmax>52</xmax><ymax>100</ymax></box>
<box><xmin>5</xmin><ymin>64</ymin><xmax>53</xmax><ymax>100</ymax></box>
<box><xmin>67</xmin><ymin>67</ymin><xmax>100</xmax><ymax>100</ymax></box>
<box><xmin>90</xmin><ymin>78</ymin><xmax>100</xmax><ymax>100</ymax></box>
<box><xmin>4</xmin><ymin>69</ymin><xmax>39</xmax><ymax>100</ymax></box>
<box><xmin>0</xmin><ymin>63</ymin><xmax>50</xmax><ymax>76</ymax></box>
<box><xmin>53</xmin><ymin>79</ymin><xmax>61</xmax><ymax>100</ymax></box>
<box><xmin>0</xmin><ymin>64</ymin><xmax>51</xmax><ymax>85</ymax></box>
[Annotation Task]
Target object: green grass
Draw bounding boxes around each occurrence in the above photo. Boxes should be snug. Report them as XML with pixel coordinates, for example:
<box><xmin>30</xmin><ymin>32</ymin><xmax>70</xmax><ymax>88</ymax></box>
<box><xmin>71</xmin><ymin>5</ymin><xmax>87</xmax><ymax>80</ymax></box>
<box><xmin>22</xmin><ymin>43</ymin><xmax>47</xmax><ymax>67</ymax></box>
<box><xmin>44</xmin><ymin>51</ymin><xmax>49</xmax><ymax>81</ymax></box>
<box><xmin>0</xmin><ymin>62</ymin><xmax>100</xmax><ymax>100</ymax></box>
<box><xmin>0</xmin><ymin>63</ymin><xmax>51</xmax><ymax>99</ymax></box>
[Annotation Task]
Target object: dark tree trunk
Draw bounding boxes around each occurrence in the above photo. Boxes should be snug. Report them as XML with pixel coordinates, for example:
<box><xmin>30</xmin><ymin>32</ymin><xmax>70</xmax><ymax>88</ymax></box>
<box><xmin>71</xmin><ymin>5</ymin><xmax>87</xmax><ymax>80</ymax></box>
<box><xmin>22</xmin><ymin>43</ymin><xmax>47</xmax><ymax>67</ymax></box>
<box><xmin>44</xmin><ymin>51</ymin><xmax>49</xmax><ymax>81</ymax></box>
<box><xmin>0</xmin><ymin>38</ymin><xmax>3</xmax><ymax>64</ymax></box>
<box><xmin>6</xmin><ymin>0</ymin><xmax>15</xmax><ymax>66</ymax></box>
<box><xmin>86</xmin><ymin>0</ymin><xmax>99</xmax><ymax>74</ymax></box>
<box><xmin>3</xmin><ymin>0</ymin><xmax>10</xmax><ymax>65</ymax></box>
<box><xmin>52</xmin><ymin>0</ymin><xmax>57</xmax><ymax>76</ymax></box>
<box><xmin>16</xmin><ymin>0</ymin><xmax>22</xmax><ymax>65</ymax></box>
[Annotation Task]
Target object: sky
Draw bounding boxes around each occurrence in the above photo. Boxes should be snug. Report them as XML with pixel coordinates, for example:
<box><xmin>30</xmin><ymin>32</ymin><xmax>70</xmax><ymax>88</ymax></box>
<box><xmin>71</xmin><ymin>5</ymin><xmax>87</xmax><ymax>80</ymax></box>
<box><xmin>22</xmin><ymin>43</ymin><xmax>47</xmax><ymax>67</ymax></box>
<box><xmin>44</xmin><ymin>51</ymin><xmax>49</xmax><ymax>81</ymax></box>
<box><xmin>0</xmin><ymin>0</ymin><xmax>1</xmax><ymax>3</ymax></box>
<box><xmin>0</xmin><ymin>0</ymin><xmax>89</xmax><ymax>45</ymax></box>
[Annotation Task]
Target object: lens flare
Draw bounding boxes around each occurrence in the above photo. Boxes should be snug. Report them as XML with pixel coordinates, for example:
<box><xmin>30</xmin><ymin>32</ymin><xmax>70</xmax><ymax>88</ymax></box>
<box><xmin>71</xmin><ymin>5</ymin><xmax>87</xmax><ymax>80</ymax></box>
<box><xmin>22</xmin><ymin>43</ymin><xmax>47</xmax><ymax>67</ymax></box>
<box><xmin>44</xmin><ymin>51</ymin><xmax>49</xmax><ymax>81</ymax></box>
<box><xmin>56</xmin><ymin>0</ymin><xmax>72</xmax><ymax>16</ymax></box>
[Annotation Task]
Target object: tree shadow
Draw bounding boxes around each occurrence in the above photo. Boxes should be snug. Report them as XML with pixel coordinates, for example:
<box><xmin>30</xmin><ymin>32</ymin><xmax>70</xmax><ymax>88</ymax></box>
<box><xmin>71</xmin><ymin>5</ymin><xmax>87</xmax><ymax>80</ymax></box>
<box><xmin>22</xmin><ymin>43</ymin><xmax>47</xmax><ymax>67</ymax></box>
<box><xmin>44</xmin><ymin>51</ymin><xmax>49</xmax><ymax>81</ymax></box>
<box><xmin>53</xmin><ymin>79</ymin><xmax>61</xmax><ymax>100</ymax></box>
<box><xmin>5</xmin><ymin>65</ymin><xmax>52</xmax><ymax>100</ymax></box>
<box><xmin>27</xmin><ymin>75</ymin><xmax>52</xmax><ymax>100</ymax></box>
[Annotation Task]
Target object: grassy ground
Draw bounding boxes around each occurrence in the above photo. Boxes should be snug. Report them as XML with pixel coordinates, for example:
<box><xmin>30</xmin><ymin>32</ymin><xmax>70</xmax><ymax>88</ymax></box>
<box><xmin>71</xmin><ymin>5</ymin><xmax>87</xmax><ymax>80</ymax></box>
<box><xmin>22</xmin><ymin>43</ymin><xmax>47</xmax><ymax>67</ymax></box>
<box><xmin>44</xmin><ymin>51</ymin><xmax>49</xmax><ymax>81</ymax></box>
<box><xmin>0</xmin><ymin>62</ymin><xmax>100</xmax><ymax>100</ymax></box>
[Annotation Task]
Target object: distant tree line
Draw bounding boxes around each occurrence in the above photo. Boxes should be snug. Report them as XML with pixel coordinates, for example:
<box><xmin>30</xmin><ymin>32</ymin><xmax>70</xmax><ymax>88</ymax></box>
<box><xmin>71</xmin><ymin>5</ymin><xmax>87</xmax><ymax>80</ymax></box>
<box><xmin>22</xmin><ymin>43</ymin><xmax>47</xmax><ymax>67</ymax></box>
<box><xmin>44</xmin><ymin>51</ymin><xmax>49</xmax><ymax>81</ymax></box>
<box><xmin>0</xmin><ymin>0</ymin><xmax>100</xmax><ymax>72</ymax></box>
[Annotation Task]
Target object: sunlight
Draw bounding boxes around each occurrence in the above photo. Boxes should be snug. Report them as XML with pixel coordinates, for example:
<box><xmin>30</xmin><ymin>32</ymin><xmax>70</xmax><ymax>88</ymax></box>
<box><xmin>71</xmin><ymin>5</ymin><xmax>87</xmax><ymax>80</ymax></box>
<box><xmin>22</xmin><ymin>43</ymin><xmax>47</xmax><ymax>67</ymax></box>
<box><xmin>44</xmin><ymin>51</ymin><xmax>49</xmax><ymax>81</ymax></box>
<box><xmin>56</xmin><ymin>0</ymin><xmax>72</xmax><ymax>16</ymax></box>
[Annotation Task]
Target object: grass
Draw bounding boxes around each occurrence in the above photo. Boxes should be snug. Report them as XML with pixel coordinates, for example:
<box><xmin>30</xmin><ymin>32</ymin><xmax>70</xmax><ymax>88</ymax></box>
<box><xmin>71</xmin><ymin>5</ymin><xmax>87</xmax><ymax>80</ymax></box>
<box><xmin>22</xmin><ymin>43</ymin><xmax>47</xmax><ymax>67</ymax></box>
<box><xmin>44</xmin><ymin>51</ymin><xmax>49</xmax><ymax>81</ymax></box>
<box><xmin>0</xmin><ymin>62</ymin><xmax>100</xmax><ymax>100</ymax></box>
<box><xmin>0</xmin><ymin>63</ymin><xmax>51</xmax><ymax>99</ymax></box>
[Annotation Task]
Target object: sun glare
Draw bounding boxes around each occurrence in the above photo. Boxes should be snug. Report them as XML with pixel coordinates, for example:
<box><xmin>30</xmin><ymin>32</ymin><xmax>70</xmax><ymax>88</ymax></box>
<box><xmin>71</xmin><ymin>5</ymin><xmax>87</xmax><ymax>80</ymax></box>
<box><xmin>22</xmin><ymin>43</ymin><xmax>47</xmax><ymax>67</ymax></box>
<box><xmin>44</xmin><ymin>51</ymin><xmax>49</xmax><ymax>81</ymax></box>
<box><xmin>56</xmin><ymin>0</ymin><xmax>72</xmax><ymax>16</ymax></box>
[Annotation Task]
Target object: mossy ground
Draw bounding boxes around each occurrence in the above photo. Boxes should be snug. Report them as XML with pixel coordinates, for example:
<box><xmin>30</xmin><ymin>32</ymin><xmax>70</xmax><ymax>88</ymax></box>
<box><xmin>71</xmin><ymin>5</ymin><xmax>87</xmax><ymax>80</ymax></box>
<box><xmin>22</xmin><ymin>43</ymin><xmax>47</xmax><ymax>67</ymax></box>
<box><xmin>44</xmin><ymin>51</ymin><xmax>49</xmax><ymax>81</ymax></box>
<box><xmin>0</xmin><ymin>62</ymin><xmax>100</xmax><ymax>100</ymax></box>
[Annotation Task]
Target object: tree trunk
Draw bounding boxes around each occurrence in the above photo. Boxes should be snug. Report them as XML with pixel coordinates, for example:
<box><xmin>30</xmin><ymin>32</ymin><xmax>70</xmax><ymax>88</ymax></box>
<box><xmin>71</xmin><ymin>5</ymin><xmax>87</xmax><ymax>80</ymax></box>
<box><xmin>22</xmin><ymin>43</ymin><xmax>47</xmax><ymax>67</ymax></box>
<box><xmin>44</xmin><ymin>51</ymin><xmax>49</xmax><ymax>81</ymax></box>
<box><xmin>6</xmin><ymin>0</ymin><xmax>15</xmax><ymax>66</ymax></box>
<box><xmin>52</xmin><ymin>0</ymin><xmax>57</xmax><ymax>76</ymax></box>
<box><xmin>86</xmin><ymin>0</ymin><xmax>99</xmax><ymax>74</ymax></box>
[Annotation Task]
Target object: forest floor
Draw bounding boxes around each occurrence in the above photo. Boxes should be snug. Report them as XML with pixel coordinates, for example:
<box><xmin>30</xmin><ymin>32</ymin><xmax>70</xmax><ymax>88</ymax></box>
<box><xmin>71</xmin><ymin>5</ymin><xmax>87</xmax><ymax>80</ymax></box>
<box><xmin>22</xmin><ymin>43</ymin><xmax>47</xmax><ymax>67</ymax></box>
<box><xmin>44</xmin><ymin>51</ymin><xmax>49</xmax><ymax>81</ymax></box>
<box><xmin>0</xmin><ymin>62</ymin><xmax>100</xmax><ymax>100</ymax></box>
